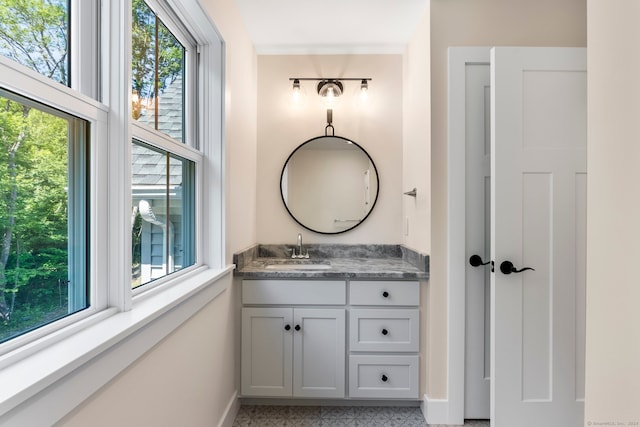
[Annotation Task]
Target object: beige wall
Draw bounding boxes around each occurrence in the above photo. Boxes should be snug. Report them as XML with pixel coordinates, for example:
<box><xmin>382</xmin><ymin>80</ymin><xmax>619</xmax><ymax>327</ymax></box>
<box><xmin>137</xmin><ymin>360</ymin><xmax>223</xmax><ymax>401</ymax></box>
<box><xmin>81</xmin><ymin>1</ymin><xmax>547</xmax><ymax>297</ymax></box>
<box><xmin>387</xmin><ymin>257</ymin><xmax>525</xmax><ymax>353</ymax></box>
<box><xmin>585</xmin><ymin>0</ymin><xmax>640</xmax><ymax>423</ymax></box>
<box><xmin>59</xmin><ymin>0</ymin><xmax>257</xmax><ymax>425</ymax></box>
<box><xmin>429</xmin><ymin>0</ymin><xmax>586</xmax><ymax>399</ymax></box>
<box><xmin>206</xmin><ymin>0</ymin><xmax>259</xmax><ymax>262</ymax></box>
<box><xmin>403</xmin><ymin>8</ymin><xmax>431</xmax><ymax>398</ymax></box>
<box><xmin>403</xmin><ymin>6</ymin><xmax>430</xmax><ymax>255</ymax></box>
<box><xmin>256</xmin><ymin>55</ymin><xmax>403</xmax><ymax>244</ymax></box>
<box><xmin>59</xmin><ymin>276</ymin><xmax>237</xmax><ymax>427</ymax></box>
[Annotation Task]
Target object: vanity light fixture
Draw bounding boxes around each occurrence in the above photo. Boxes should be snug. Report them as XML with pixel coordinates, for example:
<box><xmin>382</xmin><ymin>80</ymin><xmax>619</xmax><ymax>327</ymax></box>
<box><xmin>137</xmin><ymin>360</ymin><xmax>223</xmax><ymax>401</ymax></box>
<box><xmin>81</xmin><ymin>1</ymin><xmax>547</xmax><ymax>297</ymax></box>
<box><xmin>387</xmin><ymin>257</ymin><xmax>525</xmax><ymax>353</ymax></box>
<box><xmin>289</xmin><ymin>77</ymin><xmax>372</xmax><ymax>99</ymax></box>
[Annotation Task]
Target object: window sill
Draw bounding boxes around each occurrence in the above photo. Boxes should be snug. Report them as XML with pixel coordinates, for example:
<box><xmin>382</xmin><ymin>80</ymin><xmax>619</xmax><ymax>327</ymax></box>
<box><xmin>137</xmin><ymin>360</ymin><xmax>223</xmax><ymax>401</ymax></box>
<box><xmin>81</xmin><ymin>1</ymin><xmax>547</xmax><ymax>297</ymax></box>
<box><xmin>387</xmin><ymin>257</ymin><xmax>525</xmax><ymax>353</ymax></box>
<box><xmin>0</xmin><ymin>265</ymin><xmax>234</xmax><ymax>425</ymax></box>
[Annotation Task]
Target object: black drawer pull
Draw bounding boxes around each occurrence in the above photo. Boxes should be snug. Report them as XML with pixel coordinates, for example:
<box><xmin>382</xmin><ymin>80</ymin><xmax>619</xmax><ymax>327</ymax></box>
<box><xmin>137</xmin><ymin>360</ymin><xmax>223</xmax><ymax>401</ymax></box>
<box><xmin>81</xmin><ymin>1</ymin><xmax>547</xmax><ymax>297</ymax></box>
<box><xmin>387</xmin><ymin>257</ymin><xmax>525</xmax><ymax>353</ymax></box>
<box><xmin>294</xmin><ymin>324</ymin><xmax>301</xmax><ymax>331</ymax></box>
<box><xmin>381</xmin><ymin>374</ymin><xmax>389</xmax><ymax>382</ymax></box>
<box><xmin>382</xmin><ymin>291</ymin><xmax>389</xmax><ymax>298</ymax></box>
<box><xmin>381</xmin><ymin>328</ymin><xmax>389</xmax><ymax>336</ymax></box>
<box><xmin>284</xmin><ymin>324</ymin><xmax>291</xmax><ymax>331</ymax></box>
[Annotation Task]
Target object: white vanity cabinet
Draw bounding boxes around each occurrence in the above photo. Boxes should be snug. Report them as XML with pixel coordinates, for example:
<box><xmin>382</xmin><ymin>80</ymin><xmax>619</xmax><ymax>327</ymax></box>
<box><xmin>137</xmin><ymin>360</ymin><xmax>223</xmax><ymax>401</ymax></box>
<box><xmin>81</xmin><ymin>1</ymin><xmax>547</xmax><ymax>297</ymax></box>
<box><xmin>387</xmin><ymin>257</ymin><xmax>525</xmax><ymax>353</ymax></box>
<box><xmin>348</xmin><ymin>280</ymin><xmax>420</xmax><ymax>399</ymax></box>
<box><xmin>240</xmin><ymin>278</ymin><xmax>421</xmax><ymax>401</ymax></box>
<box><xmin>241</xmin><ymin>280</ymin><xmax>346</xmax><ymax>398</ymax></box>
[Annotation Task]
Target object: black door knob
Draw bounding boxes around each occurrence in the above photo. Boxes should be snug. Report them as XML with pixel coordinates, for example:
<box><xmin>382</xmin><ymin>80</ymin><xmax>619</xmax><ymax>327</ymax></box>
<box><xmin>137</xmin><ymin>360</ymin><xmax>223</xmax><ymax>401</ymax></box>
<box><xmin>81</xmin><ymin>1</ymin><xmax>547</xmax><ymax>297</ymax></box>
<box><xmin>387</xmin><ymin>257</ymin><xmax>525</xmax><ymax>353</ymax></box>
<box><xmin>469</xmin><ymin>254</ymin><xmax>491</xmax><ymax>267</ymax></box>
<box><xmin>284</xmin><ymin>324</ymin><xmax>291</xmax><ymax>331</ymax></box>
<box><xmin>499</xmin><ymin>260</ymin><xmax>535</xmax><ymax>275</ymax></box>
<box><xmin>381</xmin><ymin>328</ymin><xmax>389</xmax><ymax>336</ymax></box>
<box><xmin>382</xmin><ymin>291</ymin><xmax>389</xmax><ymax>298</ymax></box>
<box><xmin>294</xmin><ymin>324</ymin><xmax>301</xmax><ymax>331</ymax></box>
<box><xmin>381</xmin><ymin>374</ymin><xmax>388</xmax><ymax>382</ymax></box>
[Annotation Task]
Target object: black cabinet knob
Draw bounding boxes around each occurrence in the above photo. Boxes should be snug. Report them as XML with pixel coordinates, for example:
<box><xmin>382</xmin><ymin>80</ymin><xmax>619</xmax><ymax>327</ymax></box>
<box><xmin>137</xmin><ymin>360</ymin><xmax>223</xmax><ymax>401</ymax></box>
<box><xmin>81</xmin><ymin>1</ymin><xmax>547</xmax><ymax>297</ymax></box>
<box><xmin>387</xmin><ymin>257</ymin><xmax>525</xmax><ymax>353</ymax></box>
<box><xmin>294</xmin><ymin>324</ymin><xmax>301</xmax><ymax>331</ymax></box>
<box><xmin>381</xmin><ymin>374</ymin><xmax>388</xmax><ymax>382</ymax></box>
<box><xmin>382</xmin><ymin>291</ymin><xmax>389</xmax><ymax>298</ymax></box>
<box><xmin>284</xmin><ymin>324</ymin><xmax>291</xmax><ymax>331</ymax></box>
<box><xmin>381</xmin><ymin>328</ymin><xmax>389</xmax><ymax>336</ymax></box>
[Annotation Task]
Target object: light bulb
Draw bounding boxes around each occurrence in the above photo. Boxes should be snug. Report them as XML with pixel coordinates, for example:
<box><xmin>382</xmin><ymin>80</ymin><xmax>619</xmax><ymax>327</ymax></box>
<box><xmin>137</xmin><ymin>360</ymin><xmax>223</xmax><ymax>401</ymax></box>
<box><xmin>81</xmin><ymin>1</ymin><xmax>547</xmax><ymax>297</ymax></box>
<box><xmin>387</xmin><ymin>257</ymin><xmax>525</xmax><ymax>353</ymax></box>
<box><xmin>326</xmin><ymin>86</ymin><xmax>334</xmax><ymax>99</ymax></box>
<box><xmin>360</xmin><ymin>79</ymin><xmax>368</xmax><ymax>102</ymax></box>
<box><xmin>292</xmin><ymin>79</ymin><xmax>301</xmax><ymax>102</ymax></box>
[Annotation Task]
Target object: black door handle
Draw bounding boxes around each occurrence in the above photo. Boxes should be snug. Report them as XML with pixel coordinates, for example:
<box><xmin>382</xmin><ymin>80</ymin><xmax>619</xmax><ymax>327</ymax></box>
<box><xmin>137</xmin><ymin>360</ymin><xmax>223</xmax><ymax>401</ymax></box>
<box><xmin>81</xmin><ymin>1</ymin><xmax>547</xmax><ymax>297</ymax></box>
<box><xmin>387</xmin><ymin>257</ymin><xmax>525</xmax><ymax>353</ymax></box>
<box><xmin>470</xmin><ymin>255</ymin><xmax>494</xmax><ymax>272</ymax></box>
<box><xmin>284</xmin><ymin>324</ymin><xmax>291</xmax><ymax>331</ymax></box>
<box><xmin>294</xmin><ymin>324</ymin><xmax>301</xmax><ymax>331</ymax></box>
<box><xmin>499</xmin><ymin>260</ymin><xmax>535</xmax><ymax>275</ymax></box>
<box><xmin>469</xmin><ymin>254</ymin><xmax>490</xmax><ymax>267</ymax></box>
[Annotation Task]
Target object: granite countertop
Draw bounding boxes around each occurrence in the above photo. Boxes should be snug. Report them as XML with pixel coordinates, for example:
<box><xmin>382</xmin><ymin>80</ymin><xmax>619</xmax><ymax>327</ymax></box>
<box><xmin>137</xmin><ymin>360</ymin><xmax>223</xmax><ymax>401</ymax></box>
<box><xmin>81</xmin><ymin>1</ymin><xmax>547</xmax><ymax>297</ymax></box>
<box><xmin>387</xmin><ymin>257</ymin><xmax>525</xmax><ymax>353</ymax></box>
<box><xmin>233</xmin><ymin>244</ymin><xmax>429</xmax><ymax>280</ymax></box>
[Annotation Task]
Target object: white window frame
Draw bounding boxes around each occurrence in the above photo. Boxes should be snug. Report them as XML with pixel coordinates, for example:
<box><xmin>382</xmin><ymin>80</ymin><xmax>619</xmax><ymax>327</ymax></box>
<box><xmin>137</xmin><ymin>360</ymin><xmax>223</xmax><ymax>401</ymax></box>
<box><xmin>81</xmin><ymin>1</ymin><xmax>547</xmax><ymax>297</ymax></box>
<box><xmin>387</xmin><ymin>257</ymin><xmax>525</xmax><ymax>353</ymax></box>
<box><xmin>0</xmin><ymin>0</ymin><xmax>227</xmax><ymax>423</ymax></box>
<box><xmin>0</xmin><ymin>55</ymin><xmax>109</xmax><ymax>359</ymax></box>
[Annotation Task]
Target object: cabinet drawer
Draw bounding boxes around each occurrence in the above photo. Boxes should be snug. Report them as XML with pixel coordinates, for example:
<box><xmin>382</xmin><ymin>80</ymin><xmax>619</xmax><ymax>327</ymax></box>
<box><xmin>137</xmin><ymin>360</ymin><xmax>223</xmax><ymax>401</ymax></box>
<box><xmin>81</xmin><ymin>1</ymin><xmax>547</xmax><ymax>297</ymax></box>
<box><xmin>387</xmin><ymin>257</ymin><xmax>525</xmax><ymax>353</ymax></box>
<box><xmin>348</xmin><ymin>355</ymin><xmax>419</xmax><ymax>399</ymax></box>
<box><xmin>242</xmin><ymin>280</ymin><xmax>346</xmax><ymax>305</ymax></box>
<box><xmin>349</xmin><ymin>281</ymin><xmax>419</xmax><ymax>306</ymax></box>
<box><xmin>349</xmin><ymin>309</ymin><xmax>419</xmax><ymax>352</ymax></box>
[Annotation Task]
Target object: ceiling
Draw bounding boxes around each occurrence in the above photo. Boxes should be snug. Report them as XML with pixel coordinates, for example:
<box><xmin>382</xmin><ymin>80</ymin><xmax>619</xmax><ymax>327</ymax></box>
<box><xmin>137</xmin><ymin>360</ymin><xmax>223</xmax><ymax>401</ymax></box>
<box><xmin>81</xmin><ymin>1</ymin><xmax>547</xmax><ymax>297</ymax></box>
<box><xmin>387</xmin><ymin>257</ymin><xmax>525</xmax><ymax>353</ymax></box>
<box><xmin>235</xmin><ymin>0</ymin><xmax>429</xmax><ymax>54</ymax></box>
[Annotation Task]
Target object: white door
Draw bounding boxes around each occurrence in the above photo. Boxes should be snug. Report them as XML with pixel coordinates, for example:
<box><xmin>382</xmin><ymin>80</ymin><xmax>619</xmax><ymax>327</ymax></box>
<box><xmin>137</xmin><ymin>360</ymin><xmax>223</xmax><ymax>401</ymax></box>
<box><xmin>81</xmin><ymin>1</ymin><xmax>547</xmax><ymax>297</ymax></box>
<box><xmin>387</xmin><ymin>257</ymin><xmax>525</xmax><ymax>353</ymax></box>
<box><xmin>490</xmin><ymin>47</ymin><xmax>586</xmax><ymax>426</ymax></box>
<box><xmin>293</xmin><ymin>308</ymin><xmax>345</xmax><ymax>398</ymax></box>
<box><xmin>465</xmin><ymin>61</ymin><xmax>491</xmax><ymax>419</ymax></box>
<box><xmin>241</xmin><ymin>307</ymin><xmax>293</xmax><ymax>396</ymax></box>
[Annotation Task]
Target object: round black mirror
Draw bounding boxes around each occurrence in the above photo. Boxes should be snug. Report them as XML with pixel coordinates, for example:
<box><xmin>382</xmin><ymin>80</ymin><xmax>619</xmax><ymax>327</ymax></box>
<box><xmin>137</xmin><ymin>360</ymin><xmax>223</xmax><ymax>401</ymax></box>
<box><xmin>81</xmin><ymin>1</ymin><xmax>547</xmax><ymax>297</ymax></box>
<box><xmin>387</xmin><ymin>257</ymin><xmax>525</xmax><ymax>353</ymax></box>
<box><xmin>280</xmin><ymin>135</ymin><xmax>379</xmax><ymax>234</ymax></box>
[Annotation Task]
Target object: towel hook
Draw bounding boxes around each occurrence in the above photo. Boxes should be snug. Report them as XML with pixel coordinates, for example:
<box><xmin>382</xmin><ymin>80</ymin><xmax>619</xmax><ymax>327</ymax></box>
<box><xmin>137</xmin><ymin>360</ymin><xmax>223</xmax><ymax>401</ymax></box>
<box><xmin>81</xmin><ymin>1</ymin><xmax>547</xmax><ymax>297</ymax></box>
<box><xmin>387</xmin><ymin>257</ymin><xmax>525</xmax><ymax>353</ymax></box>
<box><xmin>403</xmin><ymin>188</ymin><xmax>417</xmax><ymax>197</ymax></box>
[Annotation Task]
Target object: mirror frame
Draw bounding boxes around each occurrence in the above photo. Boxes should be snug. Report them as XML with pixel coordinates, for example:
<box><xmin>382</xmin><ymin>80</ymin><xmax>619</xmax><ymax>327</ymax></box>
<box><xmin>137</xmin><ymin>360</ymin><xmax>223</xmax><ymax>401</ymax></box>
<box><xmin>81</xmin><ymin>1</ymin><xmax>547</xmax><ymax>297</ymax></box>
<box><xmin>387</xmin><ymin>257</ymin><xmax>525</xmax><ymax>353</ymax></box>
<box><xmin>280</xmin><ymin>135</ymin><xmax>380</xmax><ymax>235</ymax></box>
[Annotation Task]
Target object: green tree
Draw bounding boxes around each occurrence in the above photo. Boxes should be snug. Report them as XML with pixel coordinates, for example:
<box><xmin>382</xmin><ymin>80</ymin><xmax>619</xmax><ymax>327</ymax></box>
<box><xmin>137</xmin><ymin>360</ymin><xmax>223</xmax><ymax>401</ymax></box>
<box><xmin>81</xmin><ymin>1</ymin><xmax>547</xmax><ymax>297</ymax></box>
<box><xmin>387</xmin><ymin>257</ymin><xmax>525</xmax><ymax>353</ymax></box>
<box><xmin>0</xmin><ymin>0</ymin><xmax>69</xmax><ymax>326</ymax></box>
<box><xmin>0</xmin><ymin>0</ymin><xmax>69</xmax><ymax>85</ymax></box>
<box><xmin>131</xmin><ymin>0</ymin><xmax>184</xmax><ymax>120</ymax></box>
<box><xmin>0</xmin><ymin>95</ymin><xmax>68</xmax><ymax>331</ymax></box>
<box><xmin>0</xmin><ymin>0</ymin><xmax>184</xmax><ymax>338</ymax></box>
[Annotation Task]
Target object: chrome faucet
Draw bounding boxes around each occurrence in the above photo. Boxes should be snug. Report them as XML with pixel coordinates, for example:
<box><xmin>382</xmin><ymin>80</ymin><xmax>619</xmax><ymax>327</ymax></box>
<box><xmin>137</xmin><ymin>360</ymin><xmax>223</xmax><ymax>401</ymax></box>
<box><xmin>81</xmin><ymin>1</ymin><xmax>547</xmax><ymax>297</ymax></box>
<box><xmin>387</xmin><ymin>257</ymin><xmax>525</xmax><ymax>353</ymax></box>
<box><xmin>291</xmin><ymin>232</ymin><xmax>309</xmax><ymax>259</ymax></box>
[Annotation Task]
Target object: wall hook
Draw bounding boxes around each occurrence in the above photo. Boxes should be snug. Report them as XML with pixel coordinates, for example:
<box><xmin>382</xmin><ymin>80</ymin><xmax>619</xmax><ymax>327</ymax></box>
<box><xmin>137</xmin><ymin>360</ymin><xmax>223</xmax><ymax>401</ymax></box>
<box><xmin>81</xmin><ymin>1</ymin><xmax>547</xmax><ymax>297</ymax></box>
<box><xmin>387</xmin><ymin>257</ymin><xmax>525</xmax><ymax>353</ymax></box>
<box><xmin>403</xmin><ymin>188</ymin><xmax>417</xmax><ymax>197</ymax></box>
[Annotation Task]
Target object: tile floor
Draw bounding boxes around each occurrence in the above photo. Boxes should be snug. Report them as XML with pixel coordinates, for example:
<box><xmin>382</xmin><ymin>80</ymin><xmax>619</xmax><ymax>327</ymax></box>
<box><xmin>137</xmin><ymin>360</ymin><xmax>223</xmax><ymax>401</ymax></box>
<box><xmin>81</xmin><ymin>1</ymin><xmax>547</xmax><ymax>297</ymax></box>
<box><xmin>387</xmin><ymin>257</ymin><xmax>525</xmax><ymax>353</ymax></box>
<box><xmin>232</xmin><ymin>405</ymin><xmax>490</xmax><ymax>427</ymax></box>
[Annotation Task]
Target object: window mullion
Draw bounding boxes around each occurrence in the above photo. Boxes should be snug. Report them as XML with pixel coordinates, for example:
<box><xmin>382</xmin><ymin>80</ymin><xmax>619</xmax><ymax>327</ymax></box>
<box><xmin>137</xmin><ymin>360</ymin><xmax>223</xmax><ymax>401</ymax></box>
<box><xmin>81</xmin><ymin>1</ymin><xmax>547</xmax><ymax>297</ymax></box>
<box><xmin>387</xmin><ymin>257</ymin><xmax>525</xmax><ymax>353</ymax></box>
<box><xmin>103</xmin><ymin>0</ymin><xmax>133</xmax><ymax>311</ymax></box>
<box><xmin>70</xmin><ymin>0</ymin><xmax>99</xmax><ymax>99</ymax></box>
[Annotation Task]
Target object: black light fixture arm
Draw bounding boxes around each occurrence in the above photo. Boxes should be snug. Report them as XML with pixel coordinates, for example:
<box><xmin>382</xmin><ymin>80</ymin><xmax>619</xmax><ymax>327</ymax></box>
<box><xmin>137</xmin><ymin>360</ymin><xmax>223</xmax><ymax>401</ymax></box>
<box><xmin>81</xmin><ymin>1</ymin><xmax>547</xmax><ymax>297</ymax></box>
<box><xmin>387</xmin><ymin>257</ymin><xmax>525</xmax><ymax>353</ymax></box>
<box><xmin>325</xmin><ymin>109</ymin><xmax>334</xmax><ymax>136</ymax></box>
<box><xmin>290</xmin><ymin>77</ymin><xmax>372</xmax><ymax>98</ymax></box>
<box><xmin>288</xmin><ymin>78</ymin><xmax>372</xmax><ymax>82</ymax></box>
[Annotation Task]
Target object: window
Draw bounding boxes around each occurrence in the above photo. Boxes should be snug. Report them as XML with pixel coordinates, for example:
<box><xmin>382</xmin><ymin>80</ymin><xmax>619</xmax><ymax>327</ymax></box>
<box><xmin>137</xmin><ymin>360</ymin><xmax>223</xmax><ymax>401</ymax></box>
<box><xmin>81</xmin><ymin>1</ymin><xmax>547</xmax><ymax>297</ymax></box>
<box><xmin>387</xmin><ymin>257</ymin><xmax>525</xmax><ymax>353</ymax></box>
<box><xmin>131</xmin><ymin>0</ymin><xmax>190</xmax><ymax>143</ymax></box>
<box><xmin>0</xmin><ymin>0</ymin><xmax>221</xmax><ymax>374</ymax></box>
<box><xmin>0</xmin><ymin>0</ymin><xmax>70</xmax><ymax>86</ymax></box>
<box><xmin>0</xmin><ymin>90</ymin><xmax>88</xmax><ymax>343</ymax></box>
<box><xmin>130</xmin><ymin>0</ymin><xmax>200</xmax><ymax>289</ymax></box>
<box><xmin>131</xmin><ymin>141</ymin><xmax>195</xmax><ymax>288</ymax></box>
<box><xmin>0</xmin><ymin>1</ymin><xmax>91</xmax><ymax>345</ymax></box>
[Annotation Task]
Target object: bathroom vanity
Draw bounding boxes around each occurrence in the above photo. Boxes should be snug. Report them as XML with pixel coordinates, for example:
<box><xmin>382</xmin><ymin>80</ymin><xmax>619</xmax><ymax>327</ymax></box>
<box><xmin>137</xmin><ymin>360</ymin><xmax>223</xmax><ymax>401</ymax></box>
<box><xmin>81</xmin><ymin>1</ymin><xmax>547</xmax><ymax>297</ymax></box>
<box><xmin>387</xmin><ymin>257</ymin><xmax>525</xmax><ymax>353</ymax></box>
<box><xmin>234</xmin><ymin>244</ymin><xmax>428</xmax><ymax>401</ymax></box>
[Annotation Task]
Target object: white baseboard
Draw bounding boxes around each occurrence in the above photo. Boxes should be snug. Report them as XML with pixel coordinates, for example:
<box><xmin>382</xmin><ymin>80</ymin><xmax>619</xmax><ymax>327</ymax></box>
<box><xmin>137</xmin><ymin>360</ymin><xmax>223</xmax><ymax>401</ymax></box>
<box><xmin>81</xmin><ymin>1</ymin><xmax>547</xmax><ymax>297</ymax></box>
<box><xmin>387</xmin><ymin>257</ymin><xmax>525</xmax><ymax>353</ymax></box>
<box><xmin>218</xmin><ymin>391</ymin><xmax>240</xmax><ymax>427</ymax></box>
<box><xmin>423</xmin><ymin>395</ymin><xmax>464</xmax><ymax>425</ymax></box>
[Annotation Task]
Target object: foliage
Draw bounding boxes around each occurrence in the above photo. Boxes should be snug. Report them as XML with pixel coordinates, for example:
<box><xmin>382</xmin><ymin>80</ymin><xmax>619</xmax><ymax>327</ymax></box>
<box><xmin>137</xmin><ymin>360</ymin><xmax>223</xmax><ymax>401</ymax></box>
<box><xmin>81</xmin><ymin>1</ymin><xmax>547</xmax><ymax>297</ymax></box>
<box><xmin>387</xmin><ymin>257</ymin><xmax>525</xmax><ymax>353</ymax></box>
<box><xmin>0</xmin><ymin>0</ymin><xmax>70</xmax><ymax>341</ymax></box>
<box><xmin>0</xmin><ymin>0</ymin><xmax>69</xmax><ymax>85</ymax></box>
<box><xmin>0</xmin><ymin>0</ymin><xmax>185</xmax><ymax>342</ymax></box>
<box><xmin>0</xmin><ymin>94</ymin><xmax>69</xmax><ymax>342</ymax></box>
<box><xmin>131</xmin><ymin>0</ymin><xmax>184</xmax><ymax>119</ymax></box>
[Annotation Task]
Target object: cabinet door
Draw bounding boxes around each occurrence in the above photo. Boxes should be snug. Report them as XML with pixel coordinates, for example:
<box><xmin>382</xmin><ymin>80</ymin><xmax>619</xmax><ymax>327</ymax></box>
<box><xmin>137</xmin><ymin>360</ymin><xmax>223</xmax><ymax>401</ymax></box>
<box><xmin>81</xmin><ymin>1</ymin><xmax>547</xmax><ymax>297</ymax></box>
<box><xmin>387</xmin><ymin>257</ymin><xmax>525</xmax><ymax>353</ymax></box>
<box><xmin>241</xmin><ymin>307</ymin><xmax>293</xmax><ymax>396</ymax></box>
<box><xmin>293</xmin><ymin>308</ymin><xmax>346</xmax><ymax>398</ymax></box>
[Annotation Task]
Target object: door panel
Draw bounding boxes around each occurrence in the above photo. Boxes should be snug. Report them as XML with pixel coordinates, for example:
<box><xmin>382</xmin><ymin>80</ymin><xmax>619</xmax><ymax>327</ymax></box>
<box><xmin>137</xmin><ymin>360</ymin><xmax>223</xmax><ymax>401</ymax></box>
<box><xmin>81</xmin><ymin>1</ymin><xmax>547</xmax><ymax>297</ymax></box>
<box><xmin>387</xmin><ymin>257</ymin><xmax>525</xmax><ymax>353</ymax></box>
<box><xmin>465</xmin><ymin>62</ymin><xmax>491</xmax><ymax>419</ymax></box>
<box><xmin>490</xmin><ymin>47</ymin><xmax>586</xmax><ymax>427</ymax></box>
